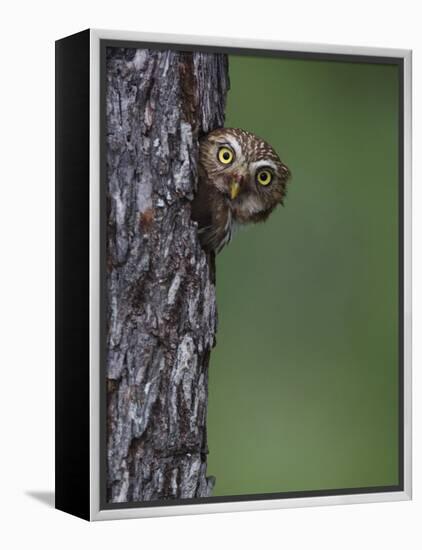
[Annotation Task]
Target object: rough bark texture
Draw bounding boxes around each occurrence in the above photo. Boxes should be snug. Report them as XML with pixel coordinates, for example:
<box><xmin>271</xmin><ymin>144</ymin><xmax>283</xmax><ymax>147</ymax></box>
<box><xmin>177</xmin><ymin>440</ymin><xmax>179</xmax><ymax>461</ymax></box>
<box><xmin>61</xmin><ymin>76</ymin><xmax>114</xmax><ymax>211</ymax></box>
<box><xmin>106</xmin><ymin>47</ymin><xmax>229</xmax><ymax>503</ymax></box>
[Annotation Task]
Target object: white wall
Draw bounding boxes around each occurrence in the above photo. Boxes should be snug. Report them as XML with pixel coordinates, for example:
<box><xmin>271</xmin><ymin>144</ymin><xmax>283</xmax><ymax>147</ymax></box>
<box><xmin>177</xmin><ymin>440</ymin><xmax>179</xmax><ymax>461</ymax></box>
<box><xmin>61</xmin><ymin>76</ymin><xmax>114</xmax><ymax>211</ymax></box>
<box><xmin>0</xmin><ymin>1</ymin><xmax>419</xmax><ymax>548</ymax></box>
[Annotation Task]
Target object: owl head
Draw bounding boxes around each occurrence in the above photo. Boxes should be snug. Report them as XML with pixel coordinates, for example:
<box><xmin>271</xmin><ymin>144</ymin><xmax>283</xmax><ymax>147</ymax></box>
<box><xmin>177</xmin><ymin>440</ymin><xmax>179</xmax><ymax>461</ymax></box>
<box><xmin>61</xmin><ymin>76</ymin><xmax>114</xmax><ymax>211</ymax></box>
<box><xmin>199</xmin><ymin>128</ymin><xmax>291</xmax><ymax>224</ymax></box>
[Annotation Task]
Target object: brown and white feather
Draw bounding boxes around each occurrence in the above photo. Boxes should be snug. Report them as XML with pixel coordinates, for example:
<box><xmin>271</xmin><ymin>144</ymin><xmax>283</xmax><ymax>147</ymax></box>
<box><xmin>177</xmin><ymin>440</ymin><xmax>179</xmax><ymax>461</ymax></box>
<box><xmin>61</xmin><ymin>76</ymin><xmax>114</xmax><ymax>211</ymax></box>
<box><xmin>191</xmin><ymin>128</ymin><xmax>291</xmax><ymax>253</ymax></box>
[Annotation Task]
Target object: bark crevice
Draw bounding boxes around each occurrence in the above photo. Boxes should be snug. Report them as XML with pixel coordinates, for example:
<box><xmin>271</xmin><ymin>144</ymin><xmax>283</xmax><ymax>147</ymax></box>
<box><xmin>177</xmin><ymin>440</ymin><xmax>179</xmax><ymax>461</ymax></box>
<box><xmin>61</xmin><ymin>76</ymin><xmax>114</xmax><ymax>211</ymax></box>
<box><xmin>106</xmin><ymin>47</ymin><xmax>229</xmax><ymax>503</ymax></box>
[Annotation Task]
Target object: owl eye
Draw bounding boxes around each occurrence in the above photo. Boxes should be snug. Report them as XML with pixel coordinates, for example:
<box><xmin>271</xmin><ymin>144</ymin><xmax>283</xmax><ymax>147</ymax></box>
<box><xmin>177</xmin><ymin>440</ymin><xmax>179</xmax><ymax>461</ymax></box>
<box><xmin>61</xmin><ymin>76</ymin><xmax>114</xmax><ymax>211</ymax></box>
<box><xmin>217</xmin><ymin>146</ymin><xmax>234</xmax><ymax>165</ymax></box>
<box><xmin>256</xmin><ymin>169</ymin><xmax>272</xmax><ymax>186</ymax></box>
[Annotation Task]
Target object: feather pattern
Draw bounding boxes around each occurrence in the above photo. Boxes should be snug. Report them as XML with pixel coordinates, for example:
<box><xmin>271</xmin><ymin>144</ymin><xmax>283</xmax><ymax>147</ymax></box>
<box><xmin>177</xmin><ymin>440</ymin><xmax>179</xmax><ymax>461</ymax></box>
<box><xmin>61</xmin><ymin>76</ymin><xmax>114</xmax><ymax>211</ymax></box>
<box><xmin>191</xmin><ymin>128</ymin><xmax>291</xmax><ymax>253</ymax></box>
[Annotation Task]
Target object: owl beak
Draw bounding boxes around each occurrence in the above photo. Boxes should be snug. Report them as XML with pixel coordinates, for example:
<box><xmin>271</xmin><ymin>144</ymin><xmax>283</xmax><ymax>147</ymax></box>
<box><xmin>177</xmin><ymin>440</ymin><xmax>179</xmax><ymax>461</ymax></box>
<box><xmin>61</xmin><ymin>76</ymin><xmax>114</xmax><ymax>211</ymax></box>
<box><xmin>230</xmin><ymin>180</ymin><xmax>241</xmax><ymax>200</ymax></box>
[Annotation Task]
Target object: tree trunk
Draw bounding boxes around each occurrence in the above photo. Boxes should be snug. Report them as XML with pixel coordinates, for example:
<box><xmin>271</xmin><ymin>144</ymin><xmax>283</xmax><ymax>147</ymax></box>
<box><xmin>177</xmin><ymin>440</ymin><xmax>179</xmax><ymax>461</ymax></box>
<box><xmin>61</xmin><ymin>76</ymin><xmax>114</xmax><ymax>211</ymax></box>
<box><xmin>105</xmin><ymin>47</ymin><xmax>229</xmax><ymax>503</ymax></box>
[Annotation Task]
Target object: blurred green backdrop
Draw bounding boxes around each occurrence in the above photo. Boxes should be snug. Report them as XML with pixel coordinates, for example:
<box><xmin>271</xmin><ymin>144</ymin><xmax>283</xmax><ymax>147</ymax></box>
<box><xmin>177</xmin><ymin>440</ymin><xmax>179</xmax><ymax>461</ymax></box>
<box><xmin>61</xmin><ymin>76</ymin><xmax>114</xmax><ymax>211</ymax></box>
<box><xmin>207</xmin><ymin>55</ymin><xmax>399</xmax><ymax>496</ymax></box>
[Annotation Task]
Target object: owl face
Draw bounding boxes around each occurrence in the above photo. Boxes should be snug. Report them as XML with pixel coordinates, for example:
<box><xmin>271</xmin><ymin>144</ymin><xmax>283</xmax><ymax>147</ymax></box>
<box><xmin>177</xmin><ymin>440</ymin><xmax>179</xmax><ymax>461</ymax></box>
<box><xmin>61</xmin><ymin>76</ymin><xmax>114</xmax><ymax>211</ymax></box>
<box><xmin>199</xmin><ymin>128</ymin><xmax>290</xmax><ymax>224</ymax></box>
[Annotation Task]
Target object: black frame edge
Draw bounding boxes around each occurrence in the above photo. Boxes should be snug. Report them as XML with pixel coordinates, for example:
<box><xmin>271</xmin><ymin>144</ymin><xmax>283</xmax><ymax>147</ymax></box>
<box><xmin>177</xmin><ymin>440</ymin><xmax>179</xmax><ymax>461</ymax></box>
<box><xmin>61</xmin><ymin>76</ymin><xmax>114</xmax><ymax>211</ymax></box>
<box><xmin>55</xmin><ymin>28</ymin><xmax>91</xmax><ymax>521</ymax></box>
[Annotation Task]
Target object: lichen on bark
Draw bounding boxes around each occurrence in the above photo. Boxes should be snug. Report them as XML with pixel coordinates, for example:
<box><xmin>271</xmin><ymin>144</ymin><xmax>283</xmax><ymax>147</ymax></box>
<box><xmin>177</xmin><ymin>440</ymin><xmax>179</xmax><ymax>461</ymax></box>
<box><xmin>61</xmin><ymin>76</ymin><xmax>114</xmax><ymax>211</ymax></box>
<box><xmin>105</xmin><ymin>47</ymin><xmax>229</xmax><ymax>503</ymax></box>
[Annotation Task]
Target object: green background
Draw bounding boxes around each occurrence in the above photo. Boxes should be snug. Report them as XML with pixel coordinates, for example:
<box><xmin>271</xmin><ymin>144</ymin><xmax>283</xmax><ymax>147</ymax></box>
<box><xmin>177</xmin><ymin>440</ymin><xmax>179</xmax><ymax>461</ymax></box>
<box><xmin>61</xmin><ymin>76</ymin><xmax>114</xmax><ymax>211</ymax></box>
<box><xmin>207</xmin><ymin>55</ymin><xmax>399</xmax><ymax>496</ymax></box>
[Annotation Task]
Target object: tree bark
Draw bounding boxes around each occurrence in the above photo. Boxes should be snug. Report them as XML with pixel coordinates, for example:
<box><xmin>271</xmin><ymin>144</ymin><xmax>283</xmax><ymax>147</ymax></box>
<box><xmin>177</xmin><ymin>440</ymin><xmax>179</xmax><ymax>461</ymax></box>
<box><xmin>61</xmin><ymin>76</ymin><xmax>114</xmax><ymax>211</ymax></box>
<box><xmin>106</xmin><ymin>47</ymin><xmax>229</xmax><ymax>503</ymax></box>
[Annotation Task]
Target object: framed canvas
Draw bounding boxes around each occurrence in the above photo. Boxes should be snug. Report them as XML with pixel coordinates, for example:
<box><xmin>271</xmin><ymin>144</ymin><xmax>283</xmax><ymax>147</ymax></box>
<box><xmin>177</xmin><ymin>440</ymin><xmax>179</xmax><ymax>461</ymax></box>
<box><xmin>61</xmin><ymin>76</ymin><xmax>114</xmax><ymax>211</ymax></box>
<box><xmin>55</xmin><ymin>28</ymin><xmax>412</xmax><ymax>521</ymax></box>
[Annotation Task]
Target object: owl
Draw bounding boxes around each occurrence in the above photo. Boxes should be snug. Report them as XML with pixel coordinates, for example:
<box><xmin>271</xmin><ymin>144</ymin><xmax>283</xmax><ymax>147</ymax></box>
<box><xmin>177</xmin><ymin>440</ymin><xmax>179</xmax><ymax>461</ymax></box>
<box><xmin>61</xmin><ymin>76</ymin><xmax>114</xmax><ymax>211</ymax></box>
<box><xmin>191</xmin><ymin>128</ymin><xmax>291</xmax><ymax>253</ymax></box>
